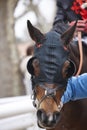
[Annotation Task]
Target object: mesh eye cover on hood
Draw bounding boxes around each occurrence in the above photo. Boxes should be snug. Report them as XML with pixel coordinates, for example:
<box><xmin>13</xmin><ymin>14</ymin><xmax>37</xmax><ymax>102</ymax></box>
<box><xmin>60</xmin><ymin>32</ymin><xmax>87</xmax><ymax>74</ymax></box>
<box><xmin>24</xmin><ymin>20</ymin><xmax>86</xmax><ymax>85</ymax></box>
<box><xmin>34</xmin><ymin>31</ymin><xmax>69</xmax><ymax>84</ymax></box>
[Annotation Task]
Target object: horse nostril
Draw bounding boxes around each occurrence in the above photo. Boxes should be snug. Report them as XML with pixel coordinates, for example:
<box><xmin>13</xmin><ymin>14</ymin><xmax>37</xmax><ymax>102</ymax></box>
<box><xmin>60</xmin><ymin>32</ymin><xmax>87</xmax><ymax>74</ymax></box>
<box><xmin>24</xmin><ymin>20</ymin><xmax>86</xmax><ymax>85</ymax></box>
<box><xmin>53</xmin><ymin>111</ymin><xmax>61</xmax><ymax>123</ymax></box>
<box><xmin>37</xmin><ymin>109</ymin><xmax>46</xmax><ymax>122</ymax></box>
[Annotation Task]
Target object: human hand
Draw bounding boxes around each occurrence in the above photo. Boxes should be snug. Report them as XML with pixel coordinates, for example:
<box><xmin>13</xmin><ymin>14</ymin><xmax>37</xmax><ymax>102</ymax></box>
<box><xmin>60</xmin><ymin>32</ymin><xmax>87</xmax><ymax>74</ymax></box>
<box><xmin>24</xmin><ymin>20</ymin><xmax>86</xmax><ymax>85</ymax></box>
<box><xmin>69</xmin><ymin>20</ymin><xmax>87</xmax><ymax>33</ymax></box>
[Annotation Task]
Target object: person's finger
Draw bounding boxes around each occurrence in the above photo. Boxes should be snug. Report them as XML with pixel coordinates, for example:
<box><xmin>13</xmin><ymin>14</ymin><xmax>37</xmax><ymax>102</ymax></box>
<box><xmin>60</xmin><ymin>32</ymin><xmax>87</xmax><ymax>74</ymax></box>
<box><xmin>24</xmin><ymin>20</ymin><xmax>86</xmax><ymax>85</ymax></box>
<box><xmin>77</xmin><ymin>20</ymin><xmax>86</xmax><ymax>23</ymax></box>
<box><xmin>77</xmin><ymin>22</ymin><xmax>86</xmax><ymax>27</ymax></box>
<box><xmin>76</xmin><ymin>26</ymin><xmax>85</xmax><ymax>31</ymax></box>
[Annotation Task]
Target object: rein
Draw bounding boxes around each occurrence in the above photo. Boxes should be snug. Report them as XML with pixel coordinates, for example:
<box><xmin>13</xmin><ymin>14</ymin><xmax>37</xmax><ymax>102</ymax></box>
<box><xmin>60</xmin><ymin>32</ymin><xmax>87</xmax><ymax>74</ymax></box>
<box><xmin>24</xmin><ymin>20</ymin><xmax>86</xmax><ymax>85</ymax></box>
<box><xmin>75</xmin><ymin>31</ymin><xmax>83</xmax><ymax>76</ymax></box>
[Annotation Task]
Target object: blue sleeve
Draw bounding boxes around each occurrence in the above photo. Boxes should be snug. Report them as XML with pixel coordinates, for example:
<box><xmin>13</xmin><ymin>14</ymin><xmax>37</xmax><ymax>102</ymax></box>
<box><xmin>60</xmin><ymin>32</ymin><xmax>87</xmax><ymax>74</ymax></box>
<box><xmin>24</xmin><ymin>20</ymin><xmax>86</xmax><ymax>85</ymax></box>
<box><xmin>61</xmin><ymin>73</ymin><xmax>87</xmax><ymax>104</ymax></box>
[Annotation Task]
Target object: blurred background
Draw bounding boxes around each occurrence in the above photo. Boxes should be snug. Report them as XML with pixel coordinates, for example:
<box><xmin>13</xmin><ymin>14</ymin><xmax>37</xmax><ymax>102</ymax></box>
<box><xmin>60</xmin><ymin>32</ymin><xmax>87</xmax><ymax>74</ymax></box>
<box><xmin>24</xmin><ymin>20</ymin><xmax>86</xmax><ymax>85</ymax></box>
<box><xmin>0</xmin><ymin>0</ymin><xmax>56</xmax><ymax>97</ymax></box>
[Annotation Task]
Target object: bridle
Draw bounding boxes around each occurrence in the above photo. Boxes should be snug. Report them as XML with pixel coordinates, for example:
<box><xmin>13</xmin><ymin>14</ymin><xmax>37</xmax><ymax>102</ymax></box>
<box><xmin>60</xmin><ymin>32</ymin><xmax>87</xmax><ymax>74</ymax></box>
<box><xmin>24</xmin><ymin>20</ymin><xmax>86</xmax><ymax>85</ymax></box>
<box><xmin>30</xmin><ymin>35</ymin><xmax>83</xmax><ymax>112</ymax></box>
<box><xmin>31</xmin><ymin>82</ymin><xmax>65</xmax><ymax>111</ymax></box>
<box><xmin>30</xmin><ymin>55</ymin><xmax>76</xmax><ymax>111</ymax></box>
<box><xmin>31</xmin><ymin>43</ymin><xmax>83</xmax><ymax>111</ymax></box>
<box><xmin>30</xmin><ymin>30</ymin><xmax>83</xmax><ymax>113</ymax></box>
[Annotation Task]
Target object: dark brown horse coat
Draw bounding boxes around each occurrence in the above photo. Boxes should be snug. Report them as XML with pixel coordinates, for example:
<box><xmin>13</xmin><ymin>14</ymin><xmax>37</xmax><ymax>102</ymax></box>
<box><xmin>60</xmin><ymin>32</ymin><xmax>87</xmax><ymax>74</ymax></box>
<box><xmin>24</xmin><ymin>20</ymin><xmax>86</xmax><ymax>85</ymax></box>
<box><xmin>51</xmin><ymin>44</ymin><xmax>87</xmax><ymax>130</ymax></box>
<box><xmin>27</xmin><ymin>20</ymin><xmax>87</xmax><ymax>130</ymax></box>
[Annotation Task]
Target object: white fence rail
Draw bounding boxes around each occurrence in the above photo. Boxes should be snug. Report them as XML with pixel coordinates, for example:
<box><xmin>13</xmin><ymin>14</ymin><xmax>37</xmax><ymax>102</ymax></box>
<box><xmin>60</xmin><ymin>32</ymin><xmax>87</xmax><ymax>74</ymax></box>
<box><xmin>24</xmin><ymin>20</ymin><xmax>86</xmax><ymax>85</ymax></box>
<box><xmin>0</xmin><ymin>96</ymin><xmax>45</xmax><ymax>130</ymax></box>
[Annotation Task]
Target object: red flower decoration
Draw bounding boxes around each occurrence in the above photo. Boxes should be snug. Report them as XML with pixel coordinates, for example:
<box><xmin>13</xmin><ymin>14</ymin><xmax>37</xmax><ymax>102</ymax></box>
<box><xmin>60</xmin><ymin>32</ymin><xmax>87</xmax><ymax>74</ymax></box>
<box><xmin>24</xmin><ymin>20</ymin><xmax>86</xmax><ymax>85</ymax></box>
<box><xmin>71</xmin><ymin>0</ymin><xmax>87</xmax><ymax>19</ymax></box>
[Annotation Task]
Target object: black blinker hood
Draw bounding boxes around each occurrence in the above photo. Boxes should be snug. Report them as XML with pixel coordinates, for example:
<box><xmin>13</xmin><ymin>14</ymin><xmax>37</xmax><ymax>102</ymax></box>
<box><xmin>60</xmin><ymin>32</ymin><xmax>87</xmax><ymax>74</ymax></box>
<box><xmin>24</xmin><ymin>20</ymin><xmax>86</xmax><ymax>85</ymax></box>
<box><xmin>33</xmin><ymin>31</ymin><xmax>69</xmax><ymax>85</ymax></box>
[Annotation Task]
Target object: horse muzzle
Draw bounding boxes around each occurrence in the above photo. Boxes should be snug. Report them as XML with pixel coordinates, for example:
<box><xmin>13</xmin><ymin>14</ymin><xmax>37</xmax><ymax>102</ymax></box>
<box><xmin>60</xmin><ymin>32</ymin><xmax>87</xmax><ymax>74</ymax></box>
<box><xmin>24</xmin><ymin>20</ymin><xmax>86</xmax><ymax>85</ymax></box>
<box><xmin>37</xmin><ymin>109</ymin><xmax>61</xmax><ymax>129</ymax></box>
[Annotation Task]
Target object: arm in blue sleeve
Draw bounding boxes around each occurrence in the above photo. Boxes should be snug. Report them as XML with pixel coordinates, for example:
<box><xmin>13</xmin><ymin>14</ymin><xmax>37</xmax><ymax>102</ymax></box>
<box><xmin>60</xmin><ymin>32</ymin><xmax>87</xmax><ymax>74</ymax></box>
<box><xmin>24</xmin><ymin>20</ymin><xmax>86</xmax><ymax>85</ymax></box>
<box><xmin>61</xmin><ymin>73</ymin><xmax>87</xmax><ymax>104</ymax></box>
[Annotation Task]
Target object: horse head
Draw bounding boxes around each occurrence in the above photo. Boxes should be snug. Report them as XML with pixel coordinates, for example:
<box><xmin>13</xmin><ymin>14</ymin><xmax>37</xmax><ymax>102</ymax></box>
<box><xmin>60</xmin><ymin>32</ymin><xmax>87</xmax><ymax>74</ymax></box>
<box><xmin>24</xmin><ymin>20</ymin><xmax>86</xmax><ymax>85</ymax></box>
<box><xmin>27</xmin><ymin>20</ymin><xmax>77</xmax><ymax>129</ymax></box>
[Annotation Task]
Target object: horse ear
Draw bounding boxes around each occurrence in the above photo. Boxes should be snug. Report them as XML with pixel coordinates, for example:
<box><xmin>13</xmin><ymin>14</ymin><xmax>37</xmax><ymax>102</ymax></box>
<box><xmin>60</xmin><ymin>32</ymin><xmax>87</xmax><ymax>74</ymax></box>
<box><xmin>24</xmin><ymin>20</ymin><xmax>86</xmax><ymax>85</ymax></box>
<box><xmin>27</xmin><ymin>20</ymin><xmax>45</xmax><ymax>43</ymax></box>
<box><xmin>61</xmin><ymin>21</ymin><xmax>77</xmax><ymax>47</ymax></box>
